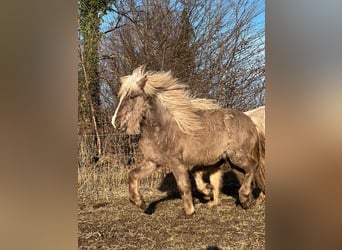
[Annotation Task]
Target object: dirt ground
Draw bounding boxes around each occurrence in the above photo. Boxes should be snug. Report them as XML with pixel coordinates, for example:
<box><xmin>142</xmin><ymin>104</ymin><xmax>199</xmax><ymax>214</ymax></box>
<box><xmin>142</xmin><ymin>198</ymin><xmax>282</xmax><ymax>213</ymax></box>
<box><xmin>78</xmin><ymin>173</ymin><xmax>265</xmax><ymax>250</ymax></box>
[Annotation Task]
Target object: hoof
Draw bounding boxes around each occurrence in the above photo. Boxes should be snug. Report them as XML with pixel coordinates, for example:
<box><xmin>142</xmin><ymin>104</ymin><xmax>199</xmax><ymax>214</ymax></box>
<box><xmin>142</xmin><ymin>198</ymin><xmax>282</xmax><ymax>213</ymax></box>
<box><xmin>207</xmin><ymin>201</ymin><xmax>219</xmax><ymax>208</ymax></box>
<box><xmin>240</xmin><ymin>199</ymin><xmax>255</xmax><ymax>209</ymax></box>
<box><xmin>184</xmin><ymin>206</ymin><xmax>195</xmax><ymax>216</ymax></box>
<box><xmin>139</xmin><ymin>202</ymin><xmax>148</xmax><ymax>211</ymax></box>
<box><xmin>129</xmin><ymin>197</ymin><xmax>146</xmax><ymax>210</ymax></box>
<box><xmin>239</xmin><ymin>195</ymin><xmax>253</xmax><ymax>209</ymax></box>
<box><xmin>184</xmin><ymin>210</ymin><xmax>195</xmax><ymax>216</ymax></box>
<box><xmin>241</xmin><ymin>202</ymin><xmax>251</xmax><ymax>209</ymax></box>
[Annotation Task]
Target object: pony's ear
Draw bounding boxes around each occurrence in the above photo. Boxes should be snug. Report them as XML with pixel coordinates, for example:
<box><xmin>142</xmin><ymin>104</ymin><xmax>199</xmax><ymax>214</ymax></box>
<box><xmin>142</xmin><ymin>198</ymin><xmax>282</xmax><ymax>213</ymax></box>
<box><xmin>137</xmin><ymin>75</ymin><xmax>147</xmax><ymax>90</ymax></box>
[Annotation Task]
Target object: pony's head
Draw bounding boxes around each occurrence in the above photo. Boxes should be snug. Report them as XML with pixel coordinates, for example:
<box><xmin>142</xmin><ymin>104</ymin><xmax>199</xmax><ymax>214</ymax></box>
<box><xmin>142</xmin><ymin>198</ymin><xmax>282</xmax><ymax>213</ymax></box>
<box><xmin>112</xmin><ymin>66</ymin><xmax>148</xmax><ymax>134</ymax></box>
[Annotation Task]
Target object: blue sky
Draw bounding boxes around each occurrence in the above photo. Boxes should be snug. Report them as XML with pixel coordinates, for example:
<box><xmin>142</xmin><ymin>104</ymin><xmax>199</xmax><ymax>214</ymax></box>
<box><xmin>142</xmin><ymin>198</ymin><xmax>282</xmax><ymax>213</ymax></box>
<box><xmin>254</xmin><ymin>2</ymin><xmax>265</xmax><ymax>30</ymax></box>
<box><xmin>100</xmin><ymin>0</ymin><xmax>265</xmax><ymax>33</ymax></box>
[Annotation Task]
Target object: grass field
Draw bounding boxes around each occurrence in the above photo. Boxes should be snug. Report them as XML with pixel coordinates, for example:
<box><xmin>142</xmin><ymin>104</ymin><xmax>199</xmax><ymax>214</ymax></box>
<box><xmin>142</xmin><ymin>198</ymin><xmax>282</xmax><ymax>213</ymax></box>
<box><xmin>78</xmin><ymin>166</ymin><xmax>265</xmax><ymax>249</ymax></box>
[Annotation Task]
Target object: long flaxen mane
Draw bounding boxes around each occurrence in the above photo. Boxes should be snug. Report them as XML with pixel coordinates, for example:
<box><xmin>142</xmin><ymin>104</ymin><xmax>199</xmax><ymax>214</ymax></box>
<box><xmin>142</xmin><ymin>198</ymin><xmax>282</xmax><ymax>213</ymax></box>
<box><xmin>119</xmin><ymin>66</ymin><xmax>220</xmax><ymax>135</ymax></box>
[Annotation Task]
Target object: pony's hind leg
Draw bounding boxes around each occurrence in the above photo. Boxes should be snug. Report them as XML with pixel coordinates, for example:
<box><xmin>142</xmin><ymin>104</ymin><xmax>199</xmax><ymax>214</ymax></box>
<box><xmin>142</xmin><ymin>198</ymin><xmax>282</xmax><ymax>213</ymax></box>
<box><xmin>256</xmin><ymin>191</ymin><xmax>265</xmax><ymax>205</ymax></box>
<box><xmin>128</xmin><ymin>160</ymin><xmax>156</xmax><ymax>210</ymax></box>
<box><xmin>238</xmin><ymin>158</ymin><xmax>257</xmax><ymax>209</ymax></box>
<box><xmin>193</xmin><ymin>170</ymin><xmax>212</xmax><ymax>197</ymax></box>
<box><xmin>171</xmin><ymin>163</ymin><xmax>195</xmax><ymax>216</ymax></box>
<box><xmin>207</xmin><ymin>168</ymin><xmax>223</xmax><ymax>208</ymax></box>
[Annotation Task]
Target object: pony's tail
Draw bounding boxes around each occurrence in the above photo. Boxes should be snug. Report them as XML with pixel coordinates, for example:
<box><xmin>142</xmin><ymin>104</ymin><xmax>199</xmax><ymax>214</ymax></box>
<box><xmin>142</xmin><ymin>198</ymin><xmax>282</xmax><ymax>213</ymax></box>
<box><xmin>255</xmin><ymin>130</ymin><xmax>265</xmax><ymax>192</ymax></box>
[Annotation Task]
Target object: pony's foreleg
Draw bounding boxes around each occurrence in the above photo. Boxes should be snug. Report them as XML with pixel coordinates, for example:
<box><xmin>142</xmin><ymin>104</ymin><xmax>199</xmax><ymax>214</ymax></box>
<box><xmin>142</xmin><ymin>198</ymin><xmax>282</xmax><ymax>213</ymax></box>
<box><xmin>128</xmin><ymin>160</ymin><xmax>156</xmax><ymax>210</ymax></box>
<box><xmin>238</xmin><ymin>159</ymin><xmax>257</xmax><ymax>209</ymax></box>
<box><xmin>171</xmin><ymin>163</ymin><xmax>195</xmax><ymax>216</ymax></box>
<box><xmin>207</xmin><ymin>168</ymin><xmax>223</xmax><ymax>208</ymax></box>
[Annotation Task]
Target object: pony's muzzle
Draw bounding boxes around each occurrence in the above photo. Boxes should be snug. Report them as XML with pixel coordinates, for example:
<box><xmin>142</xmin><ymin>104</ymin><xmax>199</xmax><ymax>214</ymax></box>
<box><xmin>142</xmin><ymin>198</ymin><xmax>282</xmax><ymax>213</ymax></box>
<box><xmin>112</xmin><ymin>116</ymin><xmax>120</xmax><ymax>130</ymax></box>
<box><xmin>112</xmin><ymin>116</ymin><xmax>126</xmax><ymax>132</ymax></box>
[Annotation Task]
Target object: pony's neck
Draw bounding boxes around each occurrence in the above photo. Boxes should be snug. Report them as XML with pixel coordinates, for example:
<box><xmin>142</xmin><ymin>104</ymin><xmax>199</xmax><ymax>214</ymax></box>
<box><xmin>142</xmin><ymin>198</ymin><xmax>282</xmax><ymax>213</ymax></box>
<box><xmin>143</xmin><ymin>97</ymin><xmax>173</xmax><ymax>130</ymax></box>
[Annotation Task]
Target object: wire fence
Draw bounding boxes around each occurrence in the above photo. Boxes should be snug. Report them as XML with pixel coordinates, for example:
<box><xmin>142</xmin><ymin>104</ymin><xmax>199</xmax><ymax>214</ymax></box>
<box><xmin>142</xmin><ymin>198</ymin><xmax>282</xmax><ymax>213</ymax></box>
<box><xmin>78</xmin><ymin>122</ymin><xmax>173</xmax><ymax>198</ymax></box>
<box><xmin>78</xmin><ymin>122</ymin><xmax>143</xmax><ymax>170</ymax></box>
<box><xmin>77</xmin><ymin>121</ymin><xmax>245</xmax><ymax>199</ymax></box>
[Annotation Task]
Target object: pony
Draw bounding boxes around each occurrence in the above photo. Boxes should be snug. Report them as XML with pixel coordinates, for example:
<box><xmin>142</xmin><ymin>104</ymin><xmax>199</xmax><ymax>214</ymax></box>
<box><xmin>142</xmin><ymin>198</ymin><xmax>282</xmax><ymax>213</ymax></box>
<box><xmin>193</xmin><ymin>106</ymin><xmax>265</xmax><ymax>206</ymax></box>
<box><xmin>112</xmin><ymin>66</ymin><xmax>265</xmax><ymax>215</ymax></box>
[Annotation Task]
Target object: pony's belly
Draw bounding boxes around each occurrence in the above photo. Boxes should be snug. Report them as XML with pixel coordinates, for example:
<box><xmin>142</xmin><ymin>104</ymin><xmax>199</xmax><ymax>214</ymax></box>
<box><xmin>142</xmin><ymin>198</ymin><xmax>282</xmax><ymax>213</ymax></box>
<box><xmin>182</xmin><ymin>149</ymin><xmax>223</xmax><ymax>166</ymax></box>
<box><xmin>181</xmin><ymin>137</ymin><xmax>229</xmax><ymax>166</ymax></box>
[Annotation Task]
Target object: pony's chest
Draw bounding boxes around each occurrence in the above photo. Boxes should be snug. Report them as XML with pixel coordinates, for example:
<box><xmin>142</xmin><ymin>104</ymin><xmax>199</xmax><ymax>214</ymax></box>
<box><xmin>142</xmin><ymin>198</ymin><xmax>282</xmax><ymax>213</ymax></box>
<box><xmin>139</xmin><ymin>134</ymin><xmax>172</xmax><ymax>164</ymax></box>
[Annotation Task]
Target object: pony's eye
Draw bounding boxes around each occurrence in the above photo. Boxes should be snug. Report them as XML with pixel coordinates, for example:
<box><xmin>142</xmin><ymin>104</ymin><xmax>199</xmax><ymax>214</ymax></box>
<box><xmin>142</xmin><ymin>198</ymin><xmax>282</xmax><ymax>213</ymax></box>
<box><xmin>129</xmin><ymin>95</ymin><xmax>136</xmax><ymax>99</ymax></box>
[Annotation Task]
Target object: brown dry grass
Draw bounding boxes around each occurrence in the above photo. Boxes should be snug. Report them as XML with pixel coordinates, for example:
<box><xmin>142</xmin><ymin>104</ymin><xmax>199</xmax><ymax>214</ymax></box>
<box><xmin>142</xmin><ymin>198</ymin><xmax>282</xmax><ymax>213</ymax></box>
<box><xmin>78</xmin><ymin>166</ymin><xmax>265</xmax><ymax>249</ymax></box>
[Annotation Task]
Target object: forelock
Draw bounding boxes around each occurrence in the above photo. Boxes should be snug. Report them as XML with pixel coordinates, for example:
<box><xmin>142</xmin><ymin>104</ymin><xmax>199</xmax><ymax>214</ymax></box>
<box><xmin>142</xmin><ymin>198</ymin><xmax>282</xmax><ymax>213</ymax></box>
<box><xmin>118</xmin><ymin>66</ymin><xmax>146</xmax><ymax>98</ymax></box>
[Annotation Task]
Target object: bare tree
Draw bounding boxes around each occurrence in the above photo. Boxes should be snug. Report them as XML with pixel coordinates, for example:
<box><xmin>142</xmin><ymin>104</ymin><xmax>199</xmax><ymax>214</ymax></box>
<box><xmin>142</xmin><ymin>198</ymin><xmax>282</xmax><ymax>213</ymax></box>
<box><xmin>100</xmin><ymin>0</ymin><xmax>264</xmax><ymax>113</ymax></box>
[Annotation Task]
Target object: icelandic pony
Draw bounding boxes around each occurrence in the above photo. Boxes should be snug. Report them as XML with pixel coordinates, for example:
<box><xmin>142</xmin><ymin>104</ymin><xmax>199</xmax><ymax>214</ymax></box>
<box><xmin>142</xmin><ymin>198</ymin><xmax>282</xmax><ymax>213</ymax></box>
<box><xmin>193</xmin><ymin>106</ymin><xmax>265</xmax><ymax>206</ymax></box>
<box><xmin>112</xmin><ymin>66</ymin><xmax>265</xmax><ymax>215</ymax></box>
